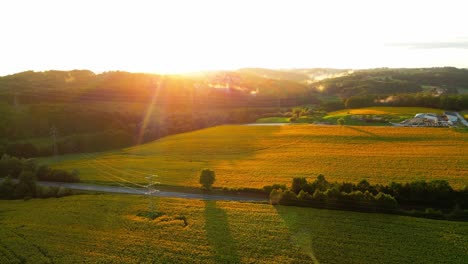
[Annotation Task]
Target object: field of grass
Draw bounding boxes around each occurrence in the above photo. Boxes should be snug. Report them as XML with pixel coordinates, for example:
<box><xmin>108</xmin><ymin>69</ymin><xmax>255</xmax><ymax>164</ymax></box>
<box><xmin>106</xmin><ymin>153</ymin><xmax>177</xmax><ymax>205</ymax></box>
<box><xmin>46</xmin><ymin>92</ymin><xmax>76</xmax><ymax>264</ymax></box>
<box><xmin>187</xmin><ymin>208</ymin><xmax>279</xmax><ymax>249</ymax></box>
<box><xmin>43</xmin><ymin>125</ymin><xmax>468</xmax><ymax>189</ymax></box>
<box><xmin>324</xmin><ymin>106</ymin><xmax>446</xmax><ymax>125</ymax></box>
<box><xmin>327</xmin><ymin>107</ymin><xmax>445</xmax><ymax>117</ymax></box>
<box><xmin>0</xmin><ymin>195</ymin><xmax>467</xmax><ymax>263</ymax></box>
<box><xmin>255</xmin><ymin>117</ymin><xmax>290</xmax><ymax>123</ymax></box>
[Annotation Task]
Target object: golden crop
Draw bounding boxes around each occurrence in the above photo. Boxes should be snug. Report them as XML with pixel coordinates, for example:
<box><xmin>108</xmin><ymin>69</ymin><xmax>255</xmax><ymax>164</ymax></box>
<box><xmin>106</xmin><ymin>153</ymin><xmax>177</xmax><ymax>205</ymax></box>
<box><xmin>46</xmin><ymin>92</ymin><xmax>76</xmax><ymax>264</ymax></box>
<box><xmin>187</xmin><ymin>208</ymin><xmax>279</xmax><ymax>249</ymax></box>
<box><xmin>47</xmin><ymin>125</ymin><xmax>468</xmax><ymax>189</ymax></box>
<box><xmin>0</xmin><ymin>195</ymin><xmax>467</xmax><ymax>263</ymax></box>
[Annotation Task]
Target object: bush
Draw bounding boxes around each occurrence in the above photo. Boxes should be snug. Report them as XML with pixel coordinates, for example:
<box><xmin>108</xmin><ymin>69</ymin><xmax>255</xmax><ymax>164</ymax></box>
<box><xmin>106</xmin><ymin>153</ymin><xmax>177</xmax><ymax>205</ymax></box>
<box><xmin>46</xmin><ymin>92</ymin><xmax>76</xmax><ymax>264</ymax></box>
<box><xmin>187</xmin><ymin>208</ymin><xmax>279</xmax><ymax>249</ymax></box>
<box><xmin>263</xmin><ymin>183</ymin><xmax>286</xmax><ymax>194</ymax></box>
<box><xmin>56</xmin><ymin>186</ymin><xmax>72</xmax><ymax>197</ymax></box>
<box><xmin>38</xmin><ymin>169</ymin><xmax>80</xmax><ymax>182</ymax></box>
<box><xmin>375</xmin><ymin>192</ymin><xmax>398</xmax><ymax>209</ymax></box>
<box><xmin>0</xmin><ymin>154</ymin><xmax>23</xmax><ymax>178</ymax></box>
<box><xmin>36</xmin><ymin>185</ymin><xmax>56</xmax><ymax>198</ymax></box>
<box><xmin>15</xmin><ymin>170</ymin><xmax>37</xmax><ymax>198</ymax></box>
<box><xmin>0</xmin><ymin>177</ymin><xmax>15</xmax><ymax>199</ymax></box>
<box><xmin>337</xmin><ymin>118</ymin><xmax>345</xmax><ymax>125</ymax></box>
<box><xmin>312</xmin><ymin>189</ymin><xmax>326</xmax><ymax>202</ymax></box>
<box><xmin>297</xmin><ymin>190</ymin><xmax>313</xmax><ymax>201</ymax></box>
<box><xmin>278</xmin><ymin>190</ymin><xmax>298</xmax><ymax>205</ymax></box>
<box><xmin>269</xmin><ymin>189</ymin><xmax>283</xmax><ymax>205</ymax></box>
<box><xmin>291</xmin><ymin>177</ymin><xmax>308</xmax><ymax>194</ymax></box>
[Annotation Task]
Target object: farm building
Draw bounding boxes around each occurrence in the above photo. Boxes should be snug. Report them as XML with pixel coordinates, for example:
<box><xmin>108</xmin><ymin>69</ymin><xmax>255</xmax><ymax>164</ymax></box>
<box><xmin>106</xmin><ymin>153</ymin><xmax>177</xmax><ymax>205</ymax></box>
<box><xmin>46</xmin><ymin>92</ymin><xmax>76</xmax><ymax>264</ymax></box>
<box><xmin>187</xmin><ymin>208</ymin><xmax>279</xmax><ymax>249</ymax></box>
<box><xmin>414</xmin><ymin>113</ymin><xmax>438</xmax><ymax>121</ymax></box>
<box><xmin>444</xmin><ymin>112</ymin><xmax>458</xmax><ymax>122</ymax></box>
<box><xmin>396</xmin><ymin>112</ymin><xmax>456</xmax><ymax>127</ymax></box>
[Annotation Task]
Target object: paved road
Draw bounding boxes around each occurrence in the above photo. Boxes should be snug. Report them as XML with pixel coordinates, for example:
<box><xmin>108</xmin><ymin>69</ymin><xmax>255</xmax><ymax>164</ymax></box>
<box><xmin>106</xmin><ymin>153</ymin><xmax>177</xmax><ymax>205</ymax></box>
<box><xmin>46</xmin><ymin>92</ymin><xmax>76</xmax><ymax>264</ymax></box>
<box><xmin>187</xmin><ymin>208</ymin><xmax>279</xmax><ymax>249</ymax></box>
<box><xmin>455</xmin><ymin>112</ymin><xmax>468</xmax><ymax>127</ymax></box>
<box><xmin>38</xmin><ymin>181</ymin><xmax>267</xmax><ymax>202</ymax></box>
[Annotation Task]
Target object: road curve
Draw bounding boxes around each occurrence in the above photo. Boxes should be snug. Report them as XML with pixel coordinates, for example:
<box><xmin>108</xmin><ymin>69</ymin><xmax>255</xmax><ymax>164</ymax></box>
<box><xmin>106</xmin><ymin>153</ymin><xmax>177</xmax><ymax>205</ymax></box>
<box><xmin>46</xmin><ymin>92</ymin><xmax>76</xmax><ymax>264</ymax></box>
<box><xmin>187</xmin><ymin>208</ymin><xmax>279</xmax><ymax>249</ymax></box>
<box><xmin>38</xmin><ymin>181</ymin><xmax>267</xmax><ymax>202</ymax></box>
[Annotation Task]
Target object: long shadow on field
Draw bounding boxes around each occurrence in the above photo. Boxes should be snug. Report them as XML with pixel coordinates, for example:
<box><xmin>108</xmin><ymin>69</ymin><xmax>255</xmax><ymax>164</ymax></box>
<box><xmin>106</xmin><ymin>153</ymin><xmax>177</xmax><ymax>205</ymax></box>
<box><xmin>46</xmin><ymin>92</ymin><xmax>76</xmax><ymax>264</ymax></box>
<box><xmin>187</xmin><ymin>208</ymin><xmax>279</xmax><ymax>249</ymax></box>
<box><xmin>204</xmin><ymin>200</ymin><xmax>240</xmax><ymax>263</ymax></box>
<box><xmin>346</xmin><ymin>126</ymin><xmax>385</xmax><ymax>140</ymax></box>
<box><xmin>274</xmin><ymin>206</ymin><xmax>321</xmax><ymax>264</ymax></box>
<box><xmin>346</xmin><ymin>126</ymin><xmax>437</xmax><ymax>142</ymax></box>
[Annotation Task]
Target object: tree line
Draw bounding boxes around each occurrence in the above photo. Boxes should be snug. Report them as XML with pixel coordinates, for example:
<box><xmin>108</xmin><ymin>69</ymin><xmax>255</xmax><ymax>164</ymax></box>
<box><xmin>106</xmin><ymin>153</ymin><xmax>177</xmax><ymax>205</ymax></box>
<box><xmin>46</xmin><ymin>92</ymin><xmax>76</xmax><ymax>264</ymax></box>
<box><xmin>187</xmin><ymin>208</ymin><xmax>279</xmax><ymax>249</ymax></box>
<box><xmin>265</xmin><ymin>175</ymin><xmax>468</xmax><ymax>221</ymax></box>
<box><xmin>315</xmin><ymin>67</ymin><xmax>468</xmax><ymax>97</ymax></box>
<box><xmin>344</xmin><ymin>94</ymin><xmax>468</xmax><ymax>110</ymax></box>
<box><xmin>0</xmin><ymin>155</ymin><xmax>78</xmax><ymax>199</ymax></box>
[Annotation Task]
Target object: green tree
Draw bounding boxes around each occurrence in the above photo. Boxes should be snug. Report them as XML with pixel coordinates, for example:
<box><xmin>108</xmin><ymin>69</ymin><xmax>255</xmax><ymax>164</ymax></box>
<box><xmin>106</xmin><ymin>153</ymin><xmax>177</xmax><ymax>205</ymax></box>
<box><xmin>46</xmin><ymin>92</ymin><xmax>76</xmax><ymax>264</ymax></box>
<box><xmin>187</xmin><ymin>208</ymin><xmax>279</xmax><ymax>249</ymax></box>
<box><xmin>199</xmin><ymin>169</ymin><xmax>215</xmax><ymax>190</ymax></box>
<box><xmin>337</xmin><ymin>118</ymin><xmax>345</xmax><ymax>126</ymax></box>
<box><xmin>291</xmin><ymin>177</ymin><xmax>308</xmax><ymax>194</ymax></box>
<box><xmin>0</xmin><ymin>177</ymin><xmax>16</xmax><ymax>199</ymax></box>
<box><xmin>15</xmin><ymin>170</ymin><xmax>36</xmax><ymax>198</ymax></box>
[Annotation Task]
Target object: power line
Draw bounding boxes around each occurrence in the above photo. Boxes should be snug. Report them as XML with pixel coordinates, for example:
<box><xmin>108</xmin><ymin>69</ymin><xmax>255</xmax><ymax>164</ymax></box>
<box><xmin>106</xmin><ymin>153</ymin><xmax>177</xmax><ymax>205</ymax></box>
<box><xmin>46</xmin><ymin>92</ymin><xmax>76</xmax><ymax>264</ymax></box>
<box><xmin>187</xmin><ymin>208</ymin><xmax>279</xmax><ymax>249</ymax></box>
<box><xmin>74</xmin><ymin>151</ymin><xmax>147</xmax><ymax>188</ymax></box>
<box><xmin>145</xmin><ymin>175</ymin><xmax>160</xmax><ymax>214</ymax></box>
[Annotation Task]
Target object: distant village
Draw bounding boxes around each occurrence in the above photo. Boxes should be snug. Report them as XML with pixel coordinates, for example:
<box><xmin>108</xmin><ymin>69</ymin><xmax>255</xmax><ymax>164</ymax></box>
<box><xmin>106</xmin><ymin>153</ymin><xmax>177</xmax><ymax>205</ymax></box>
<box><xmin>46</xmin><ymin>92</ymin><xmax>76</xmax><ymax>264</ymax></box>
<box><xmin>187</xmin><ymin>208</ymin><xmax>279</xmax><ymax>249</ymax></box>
<box><xmin>394</xmin><ymin>112</ymin><xmax>468</xmax><ymax>127</ymax></box>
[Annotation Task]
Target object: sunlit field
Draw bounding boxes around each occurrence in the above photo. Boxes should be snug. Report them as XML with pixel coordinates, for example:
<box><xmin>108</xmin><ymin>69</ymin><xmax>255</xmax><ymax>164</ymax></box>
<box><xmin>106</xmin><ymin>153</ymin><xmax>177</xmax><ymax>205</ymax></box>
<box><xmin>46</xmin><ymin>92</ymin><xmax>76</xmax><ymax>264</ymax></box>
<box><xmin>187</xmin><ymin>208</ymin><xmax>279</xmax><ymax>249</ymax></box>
<box><xmin>44</xmin><ymin>125</ymin><xmax>468</xmax><ymax>189</ymax></box>
<box><xmin>0</xmin><ymin>195</ymin><xmax>466</xmax><ymax>263</ymax></box>
<box><xmin>326</xmin><ymin>106</ymin><xmax>445</xmax><ymax>117</ymax></box>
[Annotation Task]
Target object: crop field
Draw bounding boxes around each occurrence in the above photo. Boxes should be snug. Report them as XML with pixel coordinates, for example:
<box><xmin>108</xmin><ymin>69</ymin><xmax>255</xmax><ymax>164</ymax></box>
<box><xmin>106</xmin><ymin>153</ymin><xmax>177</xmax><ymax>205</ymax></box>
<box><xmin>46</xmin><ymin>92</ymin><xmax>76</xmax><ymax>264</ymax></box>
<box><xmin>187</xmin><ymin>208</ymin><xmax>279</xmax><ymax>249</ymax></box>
<box><xmin>326</xmin><ymin>106</ymin><xmax>445</xmax><ymax>117</ymax></box>
<box><xmin>43</xmin><ymin>125</ymin><xmax>468</xmax><ymax>189</ymax></box>
<box><xmin>323</xmin><ymin>106</ymin><xmax>447</xmax><ymax>125</ymax></box>
<box><xmin>0</xmin><ymin>195</ymin><xmax>467</xmax><ymax>263</ymax></box>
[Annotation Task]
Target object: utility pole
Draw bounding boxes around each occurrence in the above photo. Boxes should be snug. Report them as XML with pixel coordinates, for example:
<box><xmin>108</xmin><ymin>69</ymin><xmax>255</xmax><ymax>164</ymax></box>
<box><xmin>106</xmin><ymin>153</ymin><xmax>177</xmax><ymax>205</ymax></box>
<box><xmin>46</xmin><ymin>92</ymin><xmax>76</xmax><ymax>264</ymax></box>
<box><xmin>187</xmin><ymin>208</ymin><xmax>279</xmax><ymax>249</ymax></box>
<box><xmin>50</xmin><ymin>126</ymin><xmax>58</xmax><ymax>158</ymax></box>
<box><xmin>145</xmin><ymin>175</ymin><xmax>160</xmax><ymax>214</ymax></box>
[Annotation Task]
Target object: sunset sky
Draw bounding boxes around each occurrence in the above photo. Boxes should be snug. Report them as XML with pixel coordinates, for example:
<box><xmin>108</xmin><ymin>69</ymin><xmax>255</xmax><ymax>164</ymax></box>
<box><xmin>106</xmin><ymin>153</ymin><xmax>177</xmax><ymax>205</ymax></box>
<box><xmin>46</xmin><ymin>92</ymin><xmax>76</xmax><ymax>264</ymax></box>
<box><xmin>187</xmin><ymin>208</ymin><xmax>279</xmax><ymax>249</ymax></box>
<box><xmin>1</xmin><ymin>0</ymin><xmax>467</xmax><ymax>76</ymax></box>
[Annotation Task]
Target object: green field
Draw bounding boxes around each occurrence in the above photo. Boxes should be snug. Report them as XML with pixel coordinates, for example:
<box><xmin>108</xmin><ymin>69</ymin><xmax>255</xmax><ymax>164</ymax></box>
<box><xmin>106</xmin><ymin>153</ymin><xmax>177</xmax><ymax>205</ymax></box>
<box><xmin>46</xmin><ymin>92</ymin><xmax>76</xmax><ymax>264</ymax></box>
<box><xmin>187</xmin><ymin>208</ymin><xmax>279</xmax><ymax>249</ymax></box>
<box><xmin>44</xmin><ymin>124</ymin><xmax>468</xmax><ymax>189</ymax></box>
<box><xmin>256</xmin><ymin>107</ymin><xmax>449</xmax><ymax>126</ymax></box>
<box><xmin>0</xmin><ymin>195</ymin><xmax>467</xmax><ymax>263</ymax></box>
<box><xmin>255</xmin><ymin>117</ymin><xmax>290</xmax><ymax>123</ymax></box>
<box><xmin>327</xmin><ymin>107</ymin><xmax>445</xmax><ymax>117</ymax></box>
<box><xmin>324</xmin><ymin>106</ymin><xmax>446</xmax><ymax>125</ymax></box>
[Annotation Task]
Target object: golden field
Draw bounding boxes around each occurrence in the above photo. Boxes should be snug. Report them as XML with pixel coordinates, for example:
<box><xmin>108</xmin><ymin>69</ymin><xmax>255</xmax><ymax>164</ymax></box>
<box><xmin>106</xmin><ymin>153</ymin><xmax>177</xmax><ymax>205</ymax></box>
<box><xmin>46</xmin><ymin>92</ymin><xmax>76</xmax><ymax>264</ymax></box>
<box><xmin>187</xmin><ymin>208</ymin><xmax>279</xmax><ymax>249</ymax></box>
<box><xmin>44</xmin><ymin>125</ymin><xmax>468</xmax><ymax>189</ymax></box>
<box><xmin>0</xmin><ymin>195</ymin><xmax>467</xmax><ymax>263</ymax></box>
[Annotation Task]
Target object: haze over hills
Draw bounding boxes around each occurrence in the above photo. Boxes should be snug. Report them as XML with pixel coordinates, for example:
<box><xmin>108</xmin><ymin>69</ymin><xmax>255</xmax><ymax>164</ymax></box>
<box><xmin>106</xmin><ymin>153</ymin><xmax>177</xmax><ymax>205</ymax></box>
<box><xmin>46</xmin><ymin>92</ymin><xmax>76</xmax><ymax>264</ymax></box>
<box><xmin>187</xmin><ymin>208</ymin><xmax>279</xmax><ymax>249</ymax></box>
<box><xmin>2</xmin><ymin>67</ymin><xmax>468</xmax><ymax>97</ymax></box>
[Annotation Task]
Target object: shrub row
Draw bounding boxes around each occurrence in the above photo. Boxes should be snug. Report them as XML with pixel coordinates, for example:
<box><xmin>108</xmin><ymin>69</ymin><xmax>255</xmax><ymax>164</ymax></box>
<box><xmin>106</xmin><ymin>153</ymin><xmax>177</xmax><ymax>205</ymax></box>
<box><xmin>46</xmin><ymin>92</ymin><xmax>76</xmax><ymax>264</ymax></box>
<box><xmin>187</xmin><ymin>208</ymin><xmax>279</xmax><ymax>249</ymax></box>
<box><xmin>0</xmin><ymin>154</ymin><xmax>80</xmax><ymax>182</ymax></box>
<box><xmin>264</xmin><ymin>175</ymin><xmax>468</xmax><ymax>218</ymax></box>
<box><xmin>270</xmin><ymin>188</ymin><xmax>397</xmax><ymax>212</ymax></box>
<box><xmin>0</xmin><ymin>173</ymin><xmax>73</xmax><ymax>200</ymax></box>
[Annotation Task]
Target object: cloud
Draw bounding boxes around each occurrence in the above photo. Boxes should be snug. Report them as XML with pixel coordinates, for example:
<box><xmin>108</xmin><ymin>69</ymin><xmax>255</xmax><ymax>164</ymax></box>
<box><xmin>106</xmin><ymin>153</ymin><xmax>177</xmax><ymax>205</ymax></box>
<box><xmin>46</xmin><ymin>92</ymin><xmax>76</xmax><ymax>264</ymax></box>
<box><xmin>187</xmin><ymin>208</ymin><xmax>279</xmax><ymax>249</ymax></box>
<box><xmin>387</xmin><ymin>40</ymin><xmax>468</xmax><ymax>49</ymax></box>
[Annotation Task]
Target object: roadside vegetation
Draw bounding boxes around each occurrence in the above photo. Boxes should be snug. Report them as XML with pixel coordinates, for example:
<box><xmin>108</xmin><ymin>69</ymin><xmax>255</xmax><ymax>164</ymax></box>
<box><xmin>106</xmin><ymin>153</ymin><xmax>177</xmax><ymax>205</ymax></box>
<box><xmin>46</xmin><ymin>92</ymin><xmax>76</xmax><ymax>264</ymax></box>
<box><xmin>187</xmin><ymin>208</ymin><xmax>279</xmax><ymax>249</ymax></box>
<box><xmin>0</xmin><ymin>154</ymin><xmax>77</xmax><ymax>199</ymax></box>
<box><xmin>266</xmin><ymin>175</ymin><xmax>468</xmax><ymax>221</ymax></box>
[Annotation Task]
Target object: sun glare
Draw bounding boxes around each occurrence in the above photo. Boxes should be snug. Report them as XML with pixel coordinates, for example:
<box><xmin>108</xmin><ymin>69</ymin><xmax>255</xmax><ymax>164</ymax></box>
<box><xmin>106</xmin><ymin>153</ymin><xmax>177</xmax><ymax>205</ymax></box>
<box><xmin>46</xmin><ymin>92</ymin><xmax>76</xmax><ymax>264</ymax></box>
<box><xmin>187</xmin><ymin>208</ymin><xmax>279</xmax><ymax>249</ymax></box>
<box><xmin>1</xmin><ymin>0</ymin><xmax>467</xmax><ymax>75</ymax></box>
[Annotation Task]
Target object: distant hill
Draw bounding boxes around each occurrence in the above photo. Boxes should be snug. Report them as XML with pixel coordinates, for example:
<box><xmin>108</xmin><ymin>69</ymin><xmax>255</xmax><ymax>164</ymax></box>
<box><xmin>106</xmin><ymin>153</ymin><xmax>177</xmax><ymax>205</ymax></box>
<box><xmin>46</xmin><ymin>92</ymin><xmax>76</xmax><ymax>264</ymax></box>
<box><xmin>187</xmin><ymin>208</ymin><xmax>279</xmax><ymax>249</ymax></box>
<box><xmin>238</xmin><ymin>68</ymin><xmax>350</xmax><ymax>83</ymax></box>
<box><xmin>313</xmin><ymin>67</ymin><xmax>468</xmax><ymax>97</ymax></box>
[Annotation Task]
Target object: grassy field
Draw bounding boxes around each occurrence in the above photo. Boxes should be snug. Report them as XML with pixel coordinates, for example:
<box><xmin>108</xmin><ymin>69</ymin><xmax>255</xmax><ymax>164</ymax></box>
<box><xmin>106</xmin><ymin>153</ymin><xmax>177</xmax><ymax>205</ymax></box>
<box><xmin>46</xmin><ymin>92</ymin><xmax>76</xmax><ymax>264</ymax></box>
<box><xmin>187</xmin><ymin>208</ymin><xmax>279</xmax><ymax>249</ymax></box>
<box><xmin>324</xmin><ymin>106</ymin><xmax>446</xmax><ymax>125</ymax></box>
<box><xmin>0</xmin><ymin>195</ymin><xmax>467</xmax><ymax>263</ymax></box>
<box><xmin>327</xmin><ymin>107</ymin><xmax>445</xmax><ymax>117</ymax></box>
<box><xmin>43</xmin><ymin>124</ymin><xmax>468</xmax><ymax>189</ymax></box>
<box><xmin>255</xmin><ymin>116</ymin><xmax>290</xmax><ymax>123</ymax></box>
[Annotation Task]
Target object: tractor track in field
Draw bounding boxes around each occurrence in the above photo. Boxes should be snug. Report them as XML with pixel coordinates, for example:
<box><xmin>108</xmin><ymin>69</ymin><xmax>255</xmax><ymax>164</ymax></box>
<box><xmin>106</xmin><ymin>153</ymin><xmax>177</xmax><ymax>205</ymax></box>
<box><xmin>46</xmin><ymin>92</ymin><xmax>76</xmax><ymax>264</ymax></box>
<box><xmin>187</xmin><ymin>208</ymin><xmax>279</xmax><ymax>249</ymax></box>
<box><xmin>11</xmin><ymin>230</ymin><xmax>54</xmax><ymax>264</ymax></box>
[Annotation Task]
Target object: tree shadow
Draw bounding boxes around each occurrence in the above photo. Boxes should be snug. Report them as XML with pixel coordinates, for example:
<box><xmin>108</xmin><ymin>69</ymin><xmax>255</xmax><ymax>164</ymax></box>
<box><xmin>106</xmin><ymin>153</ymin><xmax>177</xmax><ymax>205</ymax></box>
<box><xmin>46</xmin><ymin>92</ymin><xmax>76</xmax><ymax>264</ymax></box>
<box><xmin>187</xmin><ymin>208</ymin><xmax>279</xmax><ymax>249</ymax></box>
<box><xmin>273</xmin><ymin>205</ymin><xmax>322</xmax><ymax>264</ymax></box>
<box><xmin>345</xmin><ymin>126</ymin><xmax>384</xmax><ymax>140</ymax></box>
<box><xmin>345</xmin><ymin>126</ymin><xmax>436</xmax><ymax>142</ymax></box>
<box><xmin>204</xmin><ymin>200</ymin><xmax>240</xmax><ymax>263</ymax></box>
